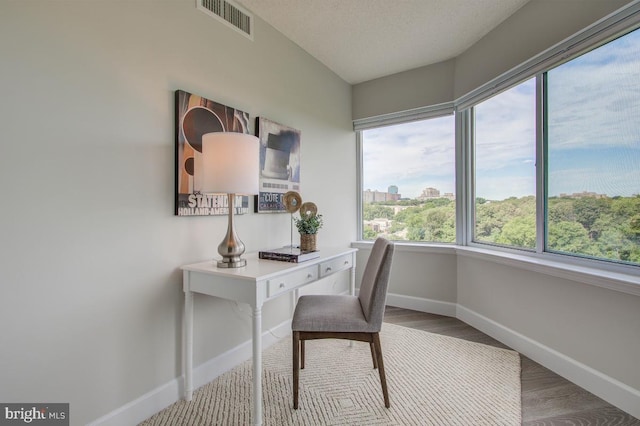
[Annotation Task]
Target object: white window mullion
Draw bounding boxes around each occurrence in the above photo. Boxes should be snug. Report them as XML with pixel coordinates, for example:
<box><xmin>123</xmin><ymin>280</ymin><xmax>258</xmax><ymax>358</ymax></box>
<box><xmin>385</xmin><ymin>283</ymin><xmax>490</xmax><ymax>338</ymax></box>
<box><xmin>456</xmin><ymin>108</ymin><xmax>472</xmax><ymax>246</ymax></box>
<box><xmin>535</xmin><ymin>74</ymin><xmax>545</xmax><ymax>254</ymax></box>
<box><xmin>356</xmin><ymin>131</ymin><xmax>364</xmax><ymax>241</ymax></box>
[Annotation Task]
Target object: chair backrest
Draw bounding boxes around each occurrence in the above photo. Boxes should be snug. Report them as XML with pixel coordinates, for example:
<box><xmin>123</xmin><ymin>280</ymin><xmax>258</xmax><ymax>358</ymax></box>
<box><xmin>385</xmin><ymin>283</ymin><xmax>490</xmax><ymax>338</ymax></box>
<box><xmin>358</xmin><ymin>237</ymin><xmax>395</xmax><ymax>330</ymax></box>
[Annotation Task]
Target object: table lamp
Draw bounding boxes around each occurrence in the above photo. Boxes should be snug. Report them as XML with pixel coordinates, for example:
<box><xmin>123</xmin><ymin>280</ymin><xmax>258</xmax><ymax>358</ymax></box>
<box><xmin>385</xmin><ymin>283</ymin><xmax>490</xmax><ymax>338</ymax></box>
<box><xmin>201</xmin><ymin>132</ymin><xmax>259</xmax><ymax>268</ymax></box>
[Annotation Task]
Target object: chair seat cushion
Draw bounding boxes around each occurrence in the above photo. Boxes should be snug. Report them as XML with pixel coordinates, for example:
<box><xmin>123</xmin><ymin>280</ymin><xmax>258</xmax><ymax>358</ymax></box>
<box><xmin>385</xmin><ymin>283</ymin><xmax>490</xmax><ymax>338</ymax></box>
<box><xmin>292</xmin><ymin>295</ymin><xmax>378</xmax><ymax>333</ymax></box>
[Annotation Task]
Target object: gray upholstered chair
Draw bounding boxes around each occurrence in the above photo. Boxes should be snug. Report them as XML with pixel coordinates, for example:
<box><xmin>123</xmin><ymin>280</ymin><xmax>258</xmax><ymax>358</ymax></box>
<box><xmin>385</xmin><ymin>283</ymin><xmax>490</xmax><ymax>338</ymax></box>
<box><xmin>291</xmin><ymin>237</ymin><xmax>395</xmax><ymax>409</ymax></box>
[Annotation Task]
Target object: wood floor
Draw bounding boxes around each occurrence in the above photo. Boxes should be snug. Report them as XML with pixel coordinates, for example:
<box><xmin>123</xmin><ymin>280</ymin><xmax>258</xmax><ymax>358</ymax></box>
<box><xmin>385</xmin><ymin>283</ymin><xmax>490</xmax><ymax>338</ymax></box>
<box><xmin>383</xmin><ymin>306</ymin><xmax>640</xmax><ymax>426</ymax></box>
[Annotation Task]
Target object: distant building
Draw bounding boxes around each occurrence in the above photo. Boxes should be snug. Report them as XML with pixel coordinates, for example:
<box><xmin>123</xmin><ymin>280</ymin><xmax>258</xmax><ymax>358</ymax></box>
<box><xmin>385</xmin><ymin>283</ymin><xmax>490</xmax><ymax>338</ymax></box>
<box><xmin>442</xmin><ymin>192</ymin><xmax>455</xmax><ymax>200</ymax></box>
<box><xmin>417</xmin><ymin>187</ymin><xmax>455</xmax><ymax>201</ymax></box>
<box><xmin>363</xmin><ymin>187</ymin><xmax>401</xmax><ymax>203</ymax></box>
<box><xmin>417</xmin><ymin>187</ymin><xmax>440</xmax><ymax>200</ymax></box>
<box><xmin>364</xmin><ymin>186</ymin><xmax>454</xmax><ymax>203</ymax></box>
<box><xmin>391</xmin><ymin>205</ymin><xmax>409</xmax><ymax>214</ymax></box>
<box><xmin>364</xmin><ymin>218</ymin><xmax>392</xmax><ymax>232</ymax></box>
<box><xmin>558</xmin><ymin>191</ymin><xmax>606</xmax><ymax>199</ymax></box>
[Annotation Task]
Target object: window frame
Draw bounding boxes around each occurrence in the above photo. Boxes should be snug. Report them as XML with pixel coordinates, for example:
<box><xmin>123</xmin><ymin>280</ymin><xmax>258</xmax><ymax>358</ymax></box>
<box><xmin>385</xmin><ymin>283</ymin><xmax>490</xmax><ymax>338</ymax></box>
<box><xmin>355</xmin><ymin>103</ymin><xmax>455</xmax><ymax>242</ymax></box>
<box><xmin>465</xmin><ymin>28</ymin><xmax>640</xmax><ymax>274</ymax></box>
<box><xmin>468</xmin><ymin>76</ymin><xmax>538</xmax><ymax>252</ymax></box>
<box><xmin>355</xmin><ymin>2</ymin><xmax>640</xmax><ymax>280</ymax></box>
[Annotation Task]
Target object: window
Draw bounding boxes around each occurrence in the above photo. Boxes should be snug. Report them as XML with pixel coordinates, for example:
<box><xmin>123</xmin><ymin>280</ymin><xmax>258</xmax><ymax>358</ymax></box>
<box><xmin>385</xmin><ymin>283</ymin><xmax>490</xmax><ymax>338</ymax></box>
<box><xmin>360</xmin><ymin>116</ymin><xmax>456</xmax><ymax>242</ymax></box>
<box><xmin>356</xmin><ymin>8</ymin><xmax>640</xmax><ymax>269</ymax></box>
<box><xmin>465</xmin><ymin>27</ymin><xmax>640</xmax><ymax>267</ymax></box>
<box><xmin>545</xmin><ymin>29</ymin><xmax>640</xmax><ymax>264</ymax></box>
<box><xmin>473</xmin><ymin>78</ymin><xmax>537</xmax><ymax>249</ymax></box>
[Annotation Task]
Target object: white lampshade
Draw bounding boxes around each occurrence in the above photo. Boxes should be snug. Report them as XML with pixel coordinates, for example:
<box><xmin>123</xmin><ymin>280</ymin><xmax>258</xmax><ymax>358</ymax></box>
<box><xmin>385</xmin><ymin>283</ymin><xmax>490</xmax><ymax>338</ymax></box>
<box><xmin>201</xmin><ymin>132</ymin><xmax>260</xmax><ymax>194</ymax></box>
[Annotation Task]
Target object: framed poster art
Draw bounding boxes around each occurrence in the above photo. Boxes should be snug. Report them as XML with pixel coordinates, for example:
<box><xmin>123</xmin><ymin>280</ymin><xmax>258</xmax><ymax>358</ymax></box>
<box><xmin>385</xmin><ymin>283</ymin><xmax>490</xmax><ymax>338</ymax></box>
<box><xmin>255</xmin><ymin>117</ymin><xmax>301</xmax><ymax>213</ymax></box>
<box><xmin>175</xmin><ymin>90</ymin><xmax>251</xmax><ymax>216</ymax></box>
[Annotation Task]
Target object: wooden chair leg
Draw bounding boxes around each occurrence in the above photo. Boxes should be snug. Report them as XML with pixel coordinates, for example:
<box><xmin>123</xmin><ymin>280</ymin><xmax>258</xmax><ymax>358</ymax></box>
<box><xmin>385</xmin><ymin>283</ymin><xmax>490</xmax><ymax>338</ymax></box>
<box><xmin>373</xmin><ymin>333</ymin><xmax>390</xmax><ymax>408</ymax></box>
<box><xmin>301</xmin><ymin>339</ymin><xmax>305</xmax><ymax>370</ymax></box>
<box><xmin>293</xmin><ymin>331</ymin><xmax>300</xmax><ymax>409</ymax></box>
<box><xmin>369</xmin><ymin>341</ymin><xmax>378</xmax><ymax>369</ymax></box>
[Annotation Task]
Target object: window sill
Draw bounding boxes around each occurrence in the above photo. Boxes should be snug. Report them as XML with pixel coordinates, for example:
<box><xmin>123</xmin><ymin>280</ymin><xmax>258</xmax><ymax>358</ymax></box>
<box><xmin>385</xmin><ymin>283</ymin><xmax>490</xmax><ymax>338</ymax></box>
<box><xmin>351</xmin><ymin>241</ymin><xmax>640</xmax><ymax>297</ymax></box>
<box><xmin>351</xmin><ymin>240</ymin><xmax>456</xmax><ymax>255</ymax></box>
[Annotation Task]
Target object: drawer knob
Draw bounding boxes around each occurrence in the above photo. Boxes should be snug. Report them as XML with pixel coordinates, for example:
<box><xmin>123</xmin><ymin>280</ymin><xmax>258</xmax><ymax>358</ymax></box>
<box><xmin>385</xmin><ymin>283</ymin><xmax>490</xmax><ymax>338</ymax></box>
<box><xmin>279</xmin><ymin>283</ymin><xmax>285</xmax><ymax>288</ymax></box>
<box><xmin>326</xmin><ymin>267</ymin><xmax>332</xmax><ymax>273</ymax></box>
<box><xmin>307</xmin><ymin>273</ymin><xmax>313</xmax><ymax>279</ymax></box>
<box><xmin>344</xmin><ymin>260</ymin><xmax>349</xmax><ymax>265</ymax></box>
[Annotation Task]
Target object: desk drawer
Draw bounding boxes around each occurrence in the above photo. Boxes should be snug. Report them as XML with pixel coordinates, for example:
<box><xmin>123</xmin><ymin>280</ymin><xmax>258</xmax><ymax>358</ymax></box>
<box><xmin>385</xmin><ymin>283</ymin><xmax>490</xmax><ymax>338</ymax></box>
<box><xmin>267</xmin><ymin>266</ymin><xmax>318</xmax><ymax>298</ymax></box>
<box><xmin>319</xmin><ymin>253</ymin><xmax>353</xmax><ymax>278</ymax></box>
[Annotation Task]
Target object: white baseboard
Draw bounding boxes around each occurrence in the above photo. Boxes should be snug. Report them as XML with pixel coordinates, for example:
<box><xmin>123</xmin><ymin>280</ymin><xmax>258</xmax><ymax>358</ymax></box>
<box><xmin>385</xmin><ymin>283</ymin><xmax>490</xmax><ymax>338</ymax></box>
<box><xmin>457</xmin><ymin>304</ymin><xmax>640</xmax><ymax>419</ymax></box>
<box><xmin>89</xmin><ymin>297</ymin><xmax>640</xmax><ymax>424</ymax></box>
<box><xmin>87</xmin><ymin>320</ymin><xmax>292</xmax><ymax>426</ymax></box>
<box><xmin>385</xmin><ymin>292</ymin><xmax>457</xmax><ymax>317</ymax></box>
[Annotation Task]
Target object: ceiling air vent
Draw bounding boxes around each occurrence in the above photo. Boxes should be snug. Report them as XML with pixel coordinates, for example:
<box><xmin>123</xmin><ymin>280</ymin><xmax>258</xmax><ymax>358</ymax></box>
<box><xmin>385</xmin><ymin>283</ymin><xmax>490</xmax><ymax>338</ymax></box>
<box><xmin>197</xmin><ymin>0</ymin><xmax>254</xmax><ymax>40</ymax></box>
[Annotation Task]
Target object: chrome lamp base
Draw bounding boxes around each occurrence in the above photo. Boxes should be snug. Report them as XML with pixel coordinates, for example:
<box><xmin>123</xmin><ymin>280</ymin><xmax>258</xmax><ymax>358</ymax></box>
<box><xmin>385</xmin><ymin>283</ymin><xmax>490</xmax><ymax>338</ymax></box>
<box><xmin>217</xmin><ymin>257</ymin><xmax>247</xmax><ymax>268</ymax></box>
<box><xmin>217</xmin><ymin>193</ymin><xmax>247</xmax><ymax>268</ymax></box>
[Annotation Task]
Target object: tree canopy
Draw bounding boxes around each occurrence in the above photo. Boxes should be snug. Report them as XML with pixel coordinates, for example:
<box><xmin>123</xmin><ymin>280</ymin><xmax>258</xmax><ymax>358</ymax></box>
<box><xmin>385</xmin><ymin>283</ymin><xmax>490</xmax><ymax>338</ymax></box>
<box><xmin>363</xmin><ymin>194</ymin><xmax>640</xmax><ymax>264</ymax></box>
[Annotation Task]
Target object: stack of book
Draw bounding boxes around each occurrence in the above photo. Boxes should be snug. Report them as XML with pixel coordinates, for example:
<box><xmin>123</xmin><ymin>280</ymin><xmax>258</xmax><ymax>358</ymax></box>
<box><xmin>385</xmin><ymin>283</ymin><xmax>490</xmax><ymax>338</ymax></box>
<box><xmin>259</xmin><ymin>247</ymin><xmax>320</xmax><ymax>263</ymax></box>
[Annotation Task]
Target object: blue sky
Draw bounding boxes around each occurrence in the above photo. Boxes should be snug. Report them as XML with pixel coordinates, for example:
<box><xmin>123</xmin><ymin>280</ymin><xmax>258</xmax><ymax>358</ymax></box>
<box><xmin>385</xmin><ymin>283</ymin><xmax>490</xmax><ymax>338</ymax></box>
<box><xmin>363</xmin><ymin>116</ymin><xmax>455</xmax><ymax>199</ymax></box>
<box><xmin>363</xmin><ymin>28</ymin><xmax>640</xmax><ymax>201</ymax></box>
<box><xmin>547</xmin><ymin>29</ymin><xmax>640</xmax><ymax>198</ymax></box>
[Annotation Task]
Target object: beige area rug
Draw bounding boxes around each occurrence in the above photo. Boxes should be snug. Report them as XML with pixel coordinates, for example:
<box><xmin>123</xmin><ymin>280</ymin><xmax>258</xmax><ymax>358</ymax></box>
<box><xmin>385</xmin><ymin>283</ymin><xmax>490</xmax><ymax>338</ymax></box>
<box><xmin>141</xmin><ymin>323</ymin><xmax>521</xmax><ymax>425</ymax></box>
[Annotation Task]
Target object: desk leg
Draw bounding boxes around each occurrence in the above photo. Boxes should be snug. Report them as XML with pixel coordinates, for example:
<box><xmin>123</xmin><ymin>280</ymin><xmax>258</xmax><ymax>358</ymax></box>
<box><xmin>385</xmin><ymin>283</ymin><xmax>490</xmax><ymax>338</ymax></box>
<box><xmin>350</xmin><ymin>257</ymin><xmax>356</xmax><ymax>296</ymax></box>
<box><xmin>350</xmin><ymin>257</ymin><xmax>356</xmax><ymax>348</ymax></box>
<box><xmin>252</xmin><ymin>305</ymin><xmax>263</xmax><ymax>426</ymax></box>
<box><xmin>292</xmin><ymin>289</ymin><xmax>299</xmax><ymax>315</ymax></box>
<box><xmin>183</xmin><ymin>272</ymin><xmax>194</xmax><ymax>401</ymax></box>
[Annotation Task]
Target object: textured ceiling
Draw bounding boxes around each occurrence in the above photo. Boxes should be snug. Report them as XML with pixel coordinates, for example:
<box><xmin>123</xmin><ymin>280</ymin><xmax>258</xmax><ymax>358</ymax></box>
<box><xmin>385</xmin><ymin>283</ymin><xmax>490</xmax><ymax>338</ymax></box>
<box><xmin>238</xmin><ymin>0</ymin><xmax>530</xmax><ymax>84</ymax></box>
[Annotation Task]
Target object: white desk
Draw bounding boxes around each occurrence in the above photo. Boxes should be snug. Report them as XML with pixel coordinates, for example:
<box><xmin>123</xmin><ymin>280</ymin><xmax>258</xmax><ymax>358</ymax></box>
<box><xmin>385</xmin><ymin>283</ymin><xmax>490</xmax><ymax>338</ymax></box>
<box><xmin>181</xmin><ymin>247</ymin><xmax>358</xmax><ymax>426</ymax></box>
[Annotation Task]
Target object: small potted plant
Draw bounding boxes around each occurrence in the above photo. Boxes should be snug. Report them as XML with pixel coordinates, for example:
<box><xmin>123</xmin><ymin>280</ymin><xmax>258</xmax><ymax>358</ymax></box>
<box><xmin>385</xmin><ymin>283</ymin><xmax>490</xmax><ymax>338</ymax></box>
<box><xmin>293</xmin><ymin>202</ymin><xmax>323</xmax><ymax>252</ymax></box>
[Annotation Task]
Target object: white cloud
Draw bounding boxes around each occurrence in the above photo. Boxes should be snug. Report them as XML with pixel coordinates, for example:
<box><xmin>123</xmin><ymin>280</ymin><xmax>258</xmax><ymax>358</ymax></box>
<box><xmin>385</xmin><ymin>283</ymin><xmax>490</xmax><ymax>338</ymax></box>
<box><xmin>475</xmin><ymin>175</ymin><xmax>535</xmax><ymax>200</ymax></box>
<box><xmin>548</xmin><ymin>32</ymin><xmax>640</xmax><ymax>150</ymax></box>
<box><xmin>363</xmin><ymin>116</ymin><xmax>455</xmax><ymax>197</ymax></box>
<box><xmin>549</xmin><ymin>162</ymin><xmax>640</xmax><ymax>197</ymax></box>
<box><xmin>475</xmin><ymin>78</ymin><xmax>536</xmax><ymax>172</ymax></box>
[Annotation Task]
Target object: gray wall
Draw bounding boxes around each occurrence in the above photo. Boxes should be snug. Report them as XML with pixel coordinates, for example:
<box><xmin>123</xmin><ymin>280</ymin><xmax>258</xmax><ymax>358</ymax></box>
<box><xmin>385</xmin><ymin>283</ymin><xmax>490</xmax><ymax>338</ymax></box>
<box><xmin>457</xmin><ymin>256</ymin><xmax>640</xmax><ymax>390</ymax></box>
<box><xmin>0</xmin><ymin>1</ymin><xmax>354</xmax><ymax>424</ymax></box>
<box><xmin>454</xmin><ymin>0</ymin><xmax>632</xmax><ymax>98</ymax></box>
<box><xmin>352</xmin><ymin>59</ymin><xmax>455</xmax><ymax>119</ymax></box>
<box><xmin>353</xmin><ymin>0</ymin><xmax>632</xmax><ymax>119</ymax></box>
